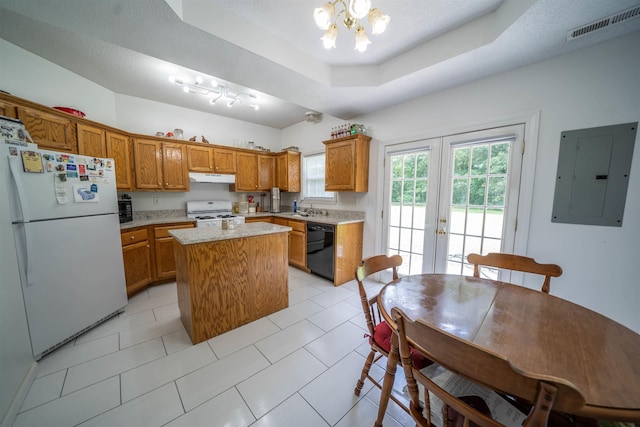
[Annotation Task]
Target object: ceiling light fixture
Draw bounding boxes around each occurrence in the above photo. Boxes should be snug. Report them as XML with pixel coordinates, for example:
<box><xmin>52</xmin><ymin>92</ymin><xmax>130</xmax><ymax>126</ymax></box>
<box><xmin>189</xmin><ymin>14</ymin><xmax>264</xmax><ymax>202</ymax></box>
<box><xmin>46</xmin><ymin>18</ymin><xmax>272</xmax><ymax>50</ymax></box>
<box><xmin>313</xmin><ymin>0</ymin><xmax>389</xmax><ymax>52</ymax></box>
<box><xmin>168</xmin><ymin>75</ymin><xmax>259</xmax><ymax>110</ymax></box>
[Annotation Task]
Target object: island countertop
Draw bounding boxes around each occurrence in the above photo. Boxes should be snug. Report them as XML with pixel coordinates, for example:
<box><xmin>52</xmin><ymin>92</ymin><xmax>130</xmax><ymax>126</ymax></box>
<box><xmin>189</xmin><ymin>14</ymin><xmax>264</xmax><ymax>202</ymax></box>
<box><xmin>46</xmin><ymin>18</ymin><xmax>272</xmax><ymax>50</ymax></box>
<box><xmin>169</xmin><ymin>222</ymin><xmax>291</xmax><ymax>245</ymax></box>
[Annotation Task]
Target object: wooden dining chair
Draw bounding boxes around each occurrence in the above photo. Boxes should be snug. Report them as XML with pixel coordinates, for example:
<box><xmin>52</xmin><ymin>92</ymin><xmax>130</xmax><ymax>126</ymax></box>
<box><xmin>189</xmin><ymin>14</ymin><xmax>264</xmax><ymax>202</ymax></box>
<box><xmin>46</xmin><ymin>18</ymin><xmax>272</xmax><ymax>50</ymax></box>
<box><xmin>353</xmin><ymin>254</ymin><xmax>431</xmax><ymax>411</ymax></box>
<box><xmin>467</xmin><ymin>253</ymin><xmax>563</xmax><ymax>293</ymax></box>
<box><xmin>392</xmin><ymin>307</ymin><xmax>586</xmax><ymax>427</ymax></box>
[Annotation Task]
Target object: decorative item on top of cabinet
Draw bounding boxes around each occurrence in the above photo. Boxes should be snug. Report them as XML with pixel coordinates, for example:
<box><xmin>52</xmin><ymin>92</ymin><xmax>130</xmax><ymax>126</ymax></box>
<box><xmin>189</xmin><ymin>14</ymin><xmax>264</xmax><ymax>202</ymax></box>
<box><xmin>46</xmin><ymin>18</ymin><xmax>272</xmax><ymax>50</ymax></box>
<box><xmin>276</xmin><ymin>150</ymin><xmax>301</xmax><ymax>192</ymax></box>
<box><xmin>121</xmin><ymin>227</ymin><xmax>152</xmax><ymax>297</ymax></box>
<box><xmin>323</xmin><ymin>134</ymin><xmax>371</xmax><ymax>192</ymax></box>
<box><xmin>133</xmin><ymin>139</ymin><xmax>189</xmax><ymax>191</ymax></box>
<box><xmin>17</xmin><ymin>106</ymin><xmax>77</xmax><ymax>152</ymax></box>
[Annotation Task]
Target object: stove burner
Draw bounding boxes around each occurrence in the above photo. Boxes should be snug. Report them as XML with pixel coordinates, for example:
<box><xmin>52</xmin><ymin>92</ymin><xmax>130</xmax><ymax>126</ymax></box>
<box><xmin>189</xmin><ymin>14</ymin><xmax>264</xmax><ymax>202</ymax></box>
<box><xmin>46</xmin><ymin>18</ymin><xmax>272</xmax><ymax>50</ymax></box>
<box><xmin>196</xmin><ymin>215</ymin><xmax>215</xmax><ymax>220</ymax></box>
<box><xmin>217</xmin><ymin>214</ymin><xmax>235</xmax><ymax>218</ymax></box>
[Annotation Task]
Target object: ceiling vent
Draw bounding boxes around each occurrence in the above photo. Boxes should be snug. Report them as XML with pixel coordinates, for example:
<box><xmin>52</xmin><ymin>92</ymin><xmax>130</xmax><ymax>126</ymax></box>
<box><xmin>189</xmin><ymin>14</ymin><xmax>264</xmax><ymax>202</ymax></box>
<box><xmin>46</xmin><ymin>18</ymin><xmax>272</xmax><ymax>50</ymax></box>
<box><xmin>305</xmin><ymin>111</ymin><xmax>323</xmax><ymax>123</ymax></box>
<box><xmin>567</xmin><ymin>6</ymin><xmax>640</xmax><ymax>41</ymax></box>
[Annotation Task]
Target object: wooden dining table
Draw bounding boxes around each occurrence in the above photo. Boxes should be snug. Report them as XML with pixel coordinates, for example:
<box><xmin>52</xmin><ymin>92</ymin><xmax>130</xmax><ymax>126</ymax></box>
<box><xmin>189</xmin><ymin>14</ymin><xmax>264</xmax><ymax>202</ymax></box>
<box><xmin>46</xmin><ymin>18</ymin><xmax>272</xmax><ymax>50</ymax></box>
<box><xmin>374</xmin><ymin>274</ymin><xmax>640</xmax><ymax>427</ymax></box>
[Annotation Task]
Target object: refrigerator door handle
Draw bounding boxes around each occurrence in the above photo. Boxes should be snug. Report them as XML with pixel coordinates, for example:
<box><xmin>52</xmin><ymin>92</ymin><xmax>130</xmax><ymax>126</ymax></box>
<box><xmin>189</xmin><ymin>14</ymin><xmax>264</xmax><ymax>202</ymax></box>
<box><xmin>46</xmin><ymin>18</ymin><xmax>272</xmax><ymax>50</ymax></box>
<box><xmin>23</xmin><ymin>224</ymin><xmax>35</xmax><ymax>286</ymax></box>
<box><xmin>7</xmin><ymin>154</ymin><xmax>30</xmax><ymax>222</ymax></box>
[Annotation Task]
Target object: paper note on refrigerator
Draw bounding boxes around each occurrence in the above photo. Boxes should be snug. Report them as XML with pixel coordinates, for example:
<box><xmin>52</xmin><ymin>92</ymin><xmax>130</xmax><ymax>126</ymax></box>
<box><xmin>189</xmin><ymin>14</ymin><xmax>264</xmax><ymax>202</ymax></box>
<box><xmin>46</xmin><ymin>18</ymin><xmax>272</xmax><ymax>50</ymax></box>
<box><xmin>54</xmin><ymin>174</ymin><xmax>69</xmax><ymax>204</ymax></box>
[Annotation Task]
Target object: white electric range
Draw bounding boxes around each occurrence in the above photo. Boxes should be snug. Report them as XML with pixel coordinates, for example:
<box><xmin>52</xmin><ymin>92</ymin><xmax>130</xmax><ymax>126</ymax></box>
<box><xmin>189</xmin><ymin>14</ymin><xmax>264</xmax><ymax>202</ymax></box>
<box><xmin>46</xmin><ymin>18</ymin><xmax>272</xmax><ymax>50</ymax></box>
<box><xmin>186</xmin><ymin>200</ymin><xmax>245</xmax><ymax>228</ymax></box>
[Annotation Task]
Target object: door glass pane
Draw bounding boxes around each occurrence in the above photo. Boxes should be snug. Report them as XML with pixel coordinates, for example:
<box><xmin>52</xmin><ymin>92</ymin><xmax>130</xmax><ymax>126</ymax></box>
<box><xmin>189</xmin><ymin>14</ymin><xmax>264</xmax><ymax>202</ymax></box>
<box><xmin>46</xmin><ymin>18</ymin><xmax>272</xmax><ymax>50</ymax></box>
<box><xmin>446</xmin><ymin>139</ymin><xmax>512</xmax><ymax>275</ymax></box>
<box><xmin>386</xmin><ymin>149</ymin><xmax>431</xmax><ymax>274</ymax></box>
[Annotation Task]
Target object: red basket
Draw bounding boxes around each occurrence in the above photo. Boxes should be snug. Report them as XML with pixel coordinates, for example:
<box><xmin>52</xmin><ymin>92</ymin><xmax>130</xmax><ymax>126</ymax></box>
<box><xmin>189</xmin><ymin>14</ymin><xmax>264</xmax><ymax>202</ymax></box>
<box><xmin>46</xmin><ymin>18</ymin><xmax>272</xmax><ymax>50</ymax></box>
<box><xmin>53</xmin><ymin>106</ymin><xmax>86</xmax><ymax>117</ymax></box>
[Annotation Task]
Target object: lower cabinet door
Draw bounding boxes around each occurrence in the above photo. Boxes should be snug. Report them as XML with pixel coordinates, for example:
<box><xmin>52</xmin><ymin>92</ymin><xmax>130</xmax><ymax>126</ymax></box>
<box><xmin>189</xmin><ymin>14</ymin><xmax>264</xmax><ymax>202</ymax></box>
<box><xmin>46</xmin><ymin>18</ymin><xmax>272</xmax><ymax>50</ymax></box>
<box><xmin>122</xmin><ymin>240</ymin><xmax>152</xmax><ymax>296</ymax></box>
<box><xmin>155</xmin><ymin>237</ymin><xmax>178</xmax><ymax>279</ymax></box>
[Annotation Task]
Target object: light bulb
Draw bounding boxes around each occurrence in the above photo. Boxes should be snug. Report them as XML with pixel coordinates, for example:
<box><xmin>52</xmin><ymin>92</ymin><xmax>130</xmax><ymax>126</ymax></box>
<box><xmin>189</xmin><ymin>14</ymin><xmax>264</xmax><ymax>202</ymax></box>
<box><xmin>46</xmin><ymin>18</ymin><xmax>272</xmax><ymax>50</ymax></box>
<box><xmin>313</xmin><ymin>3</ymin><xmax>335</xmax><ymax>30</ymax></box>
<box><xmin>168</xmin><ymin>76</ymin><xmax>176</xmax><ymax>83</ymax></box>
<box><xmin>211</xmin><ymin>80</ymin><xmax>218</xmax><ymax>87</ymax></box>
<box><xmin>348</xmin><ymin>0</ymin><xmax>372</xmax><ymax>20</ymax></box>
<box><xmin>182</xmin><ymin>86</ymin><xmax>190</xmax><ymax>93</ymax></box>
<box><xmin>354</xmin><ymin>26</ymin><xmax>371</xmax><ymax>52</ymax></box>
<box><xmin>195</xmin><ymin>75</ymin><xmax>204</xmax><ymax>84</ymax></box>
<box><xmin>368</xmin><ymin>9</ymin><xmax>389</xmax><ymax>35</ymax></box>
<box><xmin>321</xmin><ymin>24</ymin><xmax>338</xmax><ymax>49</ymax></box>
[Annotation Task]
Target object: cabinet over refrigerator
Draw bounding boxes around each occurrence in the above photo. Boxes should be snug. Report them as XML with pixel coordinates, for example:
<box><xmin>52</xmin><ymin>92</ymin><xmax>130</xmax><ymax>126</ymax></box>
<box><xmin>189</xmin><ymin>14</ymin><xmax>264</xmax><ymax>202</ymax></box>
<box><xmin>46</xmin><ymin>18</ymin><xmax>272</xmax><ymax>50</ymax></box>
<box><xmin>1</xmin><ymin>125</ymin><xmax>127</xmax><ymax>360</ymax></box>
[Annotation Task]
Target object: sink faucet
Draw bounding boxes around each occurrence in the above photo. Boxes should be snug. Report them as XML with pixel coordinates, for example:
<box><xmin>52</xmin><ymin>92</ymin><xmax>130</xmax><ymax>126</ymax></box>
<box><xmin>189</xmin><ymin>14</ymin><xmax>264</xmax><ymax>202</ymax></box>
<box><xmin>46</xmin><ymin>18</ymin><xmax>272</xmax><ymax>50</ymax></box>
<box><xmin>298</xmin><ymin>199</ymin><xmax>313</xmax><ymax>215</ymax></box>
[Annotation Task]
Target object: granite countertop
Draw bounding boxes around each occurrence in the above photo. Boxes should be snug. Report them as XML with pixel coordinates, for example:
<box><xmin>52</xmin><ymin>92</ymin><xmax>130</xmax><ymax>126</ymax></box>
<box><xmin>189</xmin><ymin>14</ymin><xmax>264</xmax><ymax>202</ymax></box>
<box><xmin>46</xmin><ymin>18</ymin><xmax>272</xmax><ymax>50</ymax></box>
<box><xmin>243</xmin><ymin>211</ymin><xmax>365</xmax><ymax>225</ymax></box>
<box><xmin>120</xmin><ymin>209</ymin><xmax>364</xmax><ymax>230</ymax></box>
<box><xmin>170</xmin><ymin>222</ymin><xmax>291</xmax><ymax>245</ymax></box>
<box><xmin>119</xmin><ymin>209</ymin><xmax>194</xmax><ymax>230</ymax></box>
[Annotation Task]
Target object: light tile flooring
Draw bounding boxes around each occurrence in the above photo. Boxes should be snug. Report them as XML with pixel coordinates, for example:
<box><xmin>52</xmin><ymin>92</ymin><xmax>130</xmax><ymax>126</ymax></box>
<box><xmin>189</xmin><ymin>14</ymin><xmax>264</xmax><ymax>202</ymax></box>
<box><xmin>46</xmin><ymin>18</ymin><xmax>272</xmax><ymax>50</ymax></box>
<box><xmin>13</xmin><ymin>268</ymin><xmax>415</xmax><ymax>427</ymax></box>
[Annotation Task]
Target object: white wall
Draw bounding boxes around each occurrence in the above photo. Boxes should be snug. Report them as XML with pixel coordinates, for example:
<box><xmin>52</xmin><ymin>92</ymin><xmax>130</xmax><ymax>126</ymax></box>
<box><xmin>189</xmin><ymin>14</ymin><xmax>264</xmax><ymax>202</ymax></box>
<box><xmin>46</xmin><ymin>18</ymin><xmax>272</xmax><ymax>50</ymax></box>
<box><xmin>283</xmin><ymin>31</ymin><xmax>640</xmax><ymax>333</ymax></box>
<box><xmin>0</xmin><ymin>39</ymin><xmax>117</xmax><ymax>127</ymax></box>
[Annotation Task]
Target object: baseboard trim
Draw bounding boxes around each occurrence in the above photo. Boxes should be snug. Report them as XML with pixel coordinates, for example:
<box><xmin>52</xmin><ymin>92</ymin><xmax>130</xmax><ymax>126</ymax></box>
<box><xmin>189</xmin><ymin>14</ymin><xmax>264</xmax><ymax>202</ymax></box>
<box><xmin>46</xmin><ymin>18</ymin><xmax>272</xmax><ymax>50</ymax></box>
<box><xmin>0</xmin><ymin>361</ymin><xmax>38</xmax><ymax>427</ymax></box>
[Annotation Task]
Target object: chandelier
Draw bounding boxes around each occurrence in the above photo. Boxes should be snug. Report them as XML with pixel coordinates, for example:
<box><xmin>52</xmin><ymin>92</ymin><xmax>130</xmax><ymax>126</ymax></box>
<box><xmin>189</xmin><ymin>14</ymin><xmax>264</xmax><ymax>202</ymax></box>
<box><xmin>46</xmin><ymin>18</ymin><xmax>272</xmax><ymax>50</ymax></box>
<box><xmin>168</xmin><ymin>75</ymin><xmax>260</xmax><ymax>110</ymax></box>
<box><xmin>313</xmin><ymin>0</ymin><xmax>390</xmax><ymax>52</ymax></box>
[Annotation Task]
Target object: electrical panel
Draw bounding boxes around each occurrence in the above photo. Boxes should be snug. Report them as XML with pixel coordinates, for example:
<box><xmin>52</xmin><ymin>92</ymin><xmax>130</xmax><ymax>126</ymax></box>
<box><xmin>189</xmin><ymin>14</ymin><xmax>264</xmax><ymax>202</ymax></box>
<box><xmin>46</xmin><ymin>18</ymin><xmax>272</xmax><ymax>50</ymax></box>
<box><xmin>551</xmin><ymin>122</ymin><xmax>637</xmax><ymax>226</ymax></box>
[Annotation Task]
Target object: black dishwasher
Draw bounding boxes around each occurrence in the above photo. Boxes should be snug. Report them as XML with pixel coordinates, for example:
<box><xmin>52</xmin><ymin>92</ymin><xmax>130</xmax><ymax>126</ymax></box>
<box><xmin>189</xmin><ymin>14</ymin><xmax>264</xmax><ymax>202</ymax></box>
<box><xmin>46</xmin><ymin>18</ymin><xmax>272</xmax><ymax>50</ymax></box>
<box><xmin>306</xmin><ymin>222</ymin><xmax>335</xmax><ymax>281</ymax></box>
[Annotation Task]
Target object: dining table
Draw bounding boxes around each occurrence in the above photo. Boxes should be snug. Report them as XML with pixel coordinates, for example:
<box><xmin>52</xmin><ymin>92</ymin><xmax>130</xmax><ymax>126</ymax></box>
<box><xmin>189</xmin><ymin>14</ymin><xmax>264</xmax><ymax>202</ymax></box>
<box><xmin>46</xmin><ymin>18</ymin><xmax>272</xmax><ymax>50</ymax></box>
<box><xmin>373</xmin><ymin>274</ymin><xmax>640</xmax><ymax>427</ymax></box>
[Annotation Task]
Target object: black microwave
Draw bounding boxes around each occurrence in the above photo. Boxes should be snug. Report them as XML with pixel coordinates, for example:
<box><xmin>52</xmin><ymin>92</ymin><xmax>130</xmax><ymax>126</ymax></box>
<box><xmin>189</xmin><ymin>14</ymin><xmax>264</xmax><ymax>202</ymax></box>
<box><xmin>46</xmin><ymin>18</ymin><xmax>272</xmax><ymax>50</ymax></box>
<box><xmin>118</xmin><ymin>200</ymin><xmax>133</xmax><ymax>223</ymax></box>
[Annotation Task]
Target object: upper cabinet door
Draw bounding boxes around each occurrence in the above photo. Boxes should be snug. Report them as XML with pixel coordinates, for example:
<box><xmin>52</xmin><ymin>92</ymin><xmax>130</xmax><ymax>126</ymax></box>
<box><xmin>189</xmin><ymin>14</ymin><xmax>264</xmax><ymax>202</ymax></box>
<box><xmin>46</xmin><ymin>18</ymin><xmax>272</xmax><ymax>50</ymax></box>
<box><xmin>162</xmin><ymin>143</ymin><xmax>189</xmax><ymax>191</ymax></box>
<box><xmin>213</xmin><ymin>147</ymin><xmax>237</xmax><ymax>174</ymax></box>
<box><xmin>258</xmin><ymin>154</ymin><xmax>275</xmax><ymax>191</ymax></box>
<box><xmin>17</xmin><ymin>107</ymin><xmax>77</xmax><ymax>152</ymax></box>
<box><xmin>77</xmin><ymin>123</ymin><xmax>106</xmax><ymax>158</ymax></box>
<box><xmin>276</xmin><ymin>151</ymin><xmax>301</xmax><ymax>192</ymax></box>
<box><xmin>187</xmin><ymin>145</ymin><xmax>214</xmax><ymax>172</ymax></box>
<box><xmin>234</xmin><ymin>152</ymin><xmax>258</xmax><ymax>191</ymax></box>
<box><xmin>324</xmin><ymin>134</ymin><xmax>371</xmax><ymax>192</ymax></box>
<box><xmin>106</xmin><ymin>131</ymin><xmax>133</xmax><ymax>191</ymax></box>
<box><xmin>133</xmin><ymin>139</ymin><xmax>163</xmax><ymax>190</ymax></box>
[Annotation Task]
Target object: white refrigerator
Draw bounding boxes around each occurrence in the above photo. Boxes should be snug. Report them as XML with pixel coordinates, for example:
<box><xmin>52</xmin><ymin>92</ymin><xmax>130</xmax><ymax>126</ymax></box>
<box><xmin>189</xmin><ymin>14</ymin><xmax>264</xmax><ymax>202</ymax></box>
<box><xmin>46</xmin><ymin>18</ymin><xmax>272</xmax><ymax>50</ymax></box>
<box><xmin>1</xmin><ymin>121</ymin><xmax>127</xmax><ymax>360</ymax></box>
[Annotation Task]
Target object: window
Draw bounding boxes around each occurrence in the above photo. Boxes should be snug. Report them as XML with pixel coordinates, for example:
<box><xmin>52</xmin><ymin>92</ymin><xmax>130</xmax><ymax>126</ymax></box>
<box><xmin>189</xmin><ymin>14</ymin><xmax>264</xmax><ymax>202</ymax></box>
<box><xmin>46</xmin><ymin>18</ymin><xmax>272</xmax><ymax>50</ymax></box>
<box><xmin>303</xmin><ymin>152</ymin><xmax>336</xmax><ymax>201</ymax></box>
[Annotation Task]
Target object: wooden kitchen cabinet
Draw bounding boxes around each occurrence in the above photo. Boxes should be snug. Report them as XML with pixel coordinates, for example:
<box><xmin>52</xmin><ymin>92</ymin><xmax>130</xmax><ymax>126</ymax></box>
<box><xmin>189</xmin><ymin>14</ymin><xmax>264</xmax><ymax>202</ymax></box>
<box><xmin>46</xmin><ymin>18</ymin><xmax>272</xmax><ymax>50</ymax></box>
<box><xmin>213</xmin><ymin>147</ymin><xmax>237</xmax><ymax>173</ymax></box>
<box><xmin>288</xmin><ymin>219</ymin><xmax>307</xmax><ymax>270</ymax></box>
<box><xmin>276</xmin><ymin>151</ymin><xmax>301</xmax><ymax>192</ymax></box>
<box><xmin>121</xmin><ymin>227</ymin><xmax>152</xmax><ymax>297</ymax></box>
<box><xmin>133</xmin><ymin>139</ymin><xmax>189</xmax><ymax>191</ymax></box>
<box><xmin>234</xmin><ymin>151</ymin><xmax>258</xmax><ymax>191</ymax></box>
<box><xmin>188</xmin><ymin>144</ymin><xmax>238</xmax><ymax>174</ymax></box>
<box><xmin>153</xmin><ymin>223</ymin><xmax>195</xmax><ymax>280</ymax></box>
<box><xmin>258</xmin><ymin>154</ymin><xmax>275</xmax><ymax>190</ymax></box>
<box><xmin>187</xmin><ymin>144</ymin><xmax>214</xmax><ymax>172</ymax></box>
<box><xmin>333</xmin><ymin>222</ymin><xmax>364</xmax><ymax>286</ymax></box>
<box><xmin>245</xmin><ymin>216</ymin><xmax>273</xmax><ymax>223</ymax></box>
<box><xmin>0</xmin><ymin>100</ymin><xmax>17</xmax><ymax>118</ymax></box>
<box><xmin>233</xmin><ymin>151</ymin><xmax>274</xmax><ymax>191</ymax></box>
<box><xmin>17</xmin><ymin>106</ymin><xmax>77</xmax><ymax>152</ymax></box>
<box><xmin>272</xmin><ymin>217</ymin><xmax>306</xmax><ymax>269</ymax></box>
<box><xmin>77</xmin><ymin>123</ymin><xmax>106</xmax><ymax>158</ymax></box>
<box><xmin>106</xmin><ymin>131</ymin><xmax>133</xmax><ymax>190</ymax></box>
<box><xmin>323</xmin><ymin>134</ymin><xmax>371</xmax><ymax>192</ymax></box>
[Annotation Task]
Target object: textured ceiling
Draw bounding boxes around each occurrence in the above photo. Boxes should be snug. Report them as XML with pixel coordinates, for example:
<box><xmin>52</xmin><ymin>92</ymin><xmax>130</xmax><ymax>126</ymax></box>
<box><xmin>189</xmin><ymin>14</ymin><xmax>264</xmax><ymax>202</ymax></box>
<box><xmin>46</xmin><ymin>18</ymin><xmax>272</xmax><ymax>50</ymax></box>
<box><xmin>0</xmin><ymin>0</ymin><xmax>639</xmax><ymax>128</ymax></box>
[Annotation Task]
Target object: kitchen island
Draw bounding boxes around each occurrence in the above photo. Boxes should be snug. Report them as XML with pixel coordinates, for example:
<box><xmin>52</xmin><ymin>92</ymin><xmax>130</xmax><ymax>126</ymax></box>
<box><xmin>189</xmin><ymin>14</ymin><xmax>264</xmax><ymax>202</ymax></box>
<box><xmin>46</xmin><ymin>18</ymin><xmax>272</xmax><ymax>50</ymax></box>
<box><xmin>170</xmin><ymin>222</ymin><xmax>291</xmax><ymax>344</ymax></box>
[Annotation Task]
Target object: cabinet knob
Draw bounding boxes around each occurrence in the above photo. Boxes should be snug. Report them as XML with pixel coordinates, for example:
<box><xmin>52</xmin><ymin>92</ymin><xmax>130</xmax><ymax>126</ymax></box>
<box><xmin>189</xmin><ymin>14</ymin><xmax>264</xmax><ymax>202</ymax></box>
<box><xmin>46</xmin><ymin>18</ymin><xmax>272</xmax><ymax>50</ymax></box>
<box><xmin>146</xmin><ymin>245</ymin><xmax>150</xmax><ymax>248</ymax></box>
<box><xmin>130</xmin><ymin>236</ymin><xmax>135</xmax><ymax>240</ymax></box>
<box><xmin>165</xmin><ymin>182</ymin><xmax>168</xmax><ymax>185</ymax></box>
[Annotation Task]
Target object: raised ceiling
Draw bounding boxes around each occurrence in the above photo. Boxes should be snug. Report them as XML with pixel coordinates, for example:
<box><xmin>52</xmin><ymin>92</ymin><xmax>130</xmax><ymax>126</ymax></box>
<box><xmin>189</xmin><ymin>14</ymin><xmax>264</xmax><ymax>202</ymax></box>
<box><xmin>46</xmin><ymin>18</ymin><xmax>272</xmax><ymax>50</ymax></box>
<box><xmin>0</xmin><ymin>0</ymin><xmax>639</xmax><ymax>128</ymax></box>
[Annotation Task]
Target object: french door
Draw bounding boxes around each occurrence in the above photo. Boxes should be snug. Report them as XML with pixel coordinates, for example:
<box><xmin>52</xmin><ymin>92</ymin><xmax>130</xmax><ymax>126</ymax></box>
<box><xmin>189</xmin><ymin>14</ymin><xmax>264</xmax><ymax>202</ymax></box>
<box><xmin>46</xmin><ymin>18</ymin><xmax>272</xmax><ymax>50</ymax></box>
<box><xmin>383</xmin><ymin>124</ymin><xmax>525</xmax><ymax>279</ymax></box>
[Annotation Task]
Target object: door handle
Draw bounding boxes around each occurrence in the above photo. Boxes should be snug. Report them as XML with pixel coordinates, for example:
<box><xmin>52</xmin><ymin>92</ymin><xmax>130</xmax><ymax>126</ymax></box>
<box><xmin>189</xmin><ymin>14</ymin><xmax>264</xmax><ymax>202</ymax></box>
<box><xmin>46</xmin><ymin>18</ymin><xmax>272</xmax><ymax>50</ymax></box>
<box><xmin>437</xmin><ymin>229</ymin><xmax>446</xmax><ymax>235</ymax></box>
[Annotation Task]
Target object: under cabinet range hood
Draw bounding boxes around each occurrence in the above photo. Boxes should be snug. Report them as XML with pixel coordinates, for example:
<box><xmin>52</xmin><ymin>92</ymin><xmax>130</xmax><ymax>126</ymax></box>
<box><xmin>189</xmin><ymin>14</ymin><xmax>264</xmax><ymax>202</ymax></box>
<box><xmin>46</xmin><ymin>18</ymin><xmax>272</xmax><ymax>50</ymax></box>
<box><xmin>188</xmin><ymin>172</ymin><xmax>236</xmax><ymax>184</ymax></box>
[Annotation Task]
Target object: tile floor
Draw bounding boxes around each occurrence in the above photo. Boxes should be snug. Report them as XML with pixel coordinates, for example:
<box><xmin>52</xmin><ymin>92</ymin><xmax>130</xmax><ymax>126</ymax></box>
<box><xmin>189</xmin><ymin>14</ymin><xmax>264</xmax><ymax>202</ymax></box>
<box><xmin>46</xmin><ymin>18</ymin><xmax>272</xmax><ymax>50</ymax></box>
<box><xmin>13</xmin><ymin>268</ymin><xmax>416</xmax><ymax>427</ymax></box>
